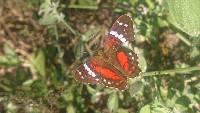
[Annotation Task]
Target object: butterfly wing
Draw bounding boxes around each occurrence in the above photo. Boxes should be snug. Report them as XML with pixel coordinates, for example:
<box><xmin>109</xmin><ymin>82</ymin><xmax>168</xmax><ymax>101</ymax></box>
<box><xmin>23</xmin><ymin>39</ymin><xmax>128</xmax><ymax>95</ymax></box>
<box><xmin>104</xmin><ymin>14</ymin><xmax>135</xmax><ymax>48</ymax></box>
<box><xmin>103</xmin><ymin>45</ymin><xmax>140</xmax><ymax>78</ymax></box>
<box><xmin>73</xmin><ymin>62</ymin><xmax>101</xmax><ymax>85</ymax></box>
<box><xmin>73</xmin><ymin>53</ymin><xmax>127</xmax><ymax>90</ymax></box>
<box><xmin>73</xmin><ymin>14</ymin><xmax>139</xmax><ymax>90</ymax></box>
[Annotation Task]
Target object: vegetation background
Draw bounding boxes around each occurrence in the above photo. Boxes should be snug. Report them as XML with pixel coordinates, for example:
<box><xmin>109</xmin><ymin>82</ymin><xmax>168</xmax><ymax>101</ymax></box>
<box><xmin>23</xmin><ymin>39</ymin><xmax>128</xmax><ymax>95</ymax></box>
<box><xmin>0</xmin><ymin>0</ymin><xmax>200</xmax><ymax>113</ymax></box>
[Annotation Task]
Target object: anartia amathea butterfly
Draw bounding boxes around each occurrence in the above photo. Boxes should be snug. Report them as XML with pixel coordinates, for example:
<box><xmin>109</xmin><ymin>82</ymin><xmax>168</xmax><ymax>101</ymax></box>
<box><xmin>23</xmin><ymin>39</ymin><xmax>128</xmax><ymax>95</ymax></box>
<box><xmin>73</xmin><ymin>14</ymin><xmax>140</xmax><ymax>90</ymax></box>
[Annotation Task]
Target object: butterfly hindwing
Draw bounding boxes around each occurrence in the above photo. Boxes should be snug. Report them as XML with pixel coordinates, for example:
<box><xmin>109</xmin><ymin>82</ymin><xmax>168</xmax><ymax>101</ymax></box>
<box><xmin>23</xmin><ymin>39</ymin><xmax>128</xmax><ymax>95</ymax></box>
<box><xmin>73</xmin><ymin>62</ymin><xmax>102</xmax><ymax>85</ymax></box>
<box><xmin>103</xmin><ymin>45</ymin><xmax>140</xmax><ymax>78</ymax></box>
<box><xmin>74</xmin><ymin>54</ymin><xmax>127</xmax><ymax>90</ymax></box>
<box><xmin>115</xmin><ymin>46</ymin><xmax>140</xmax><ymax>78</ymax></box>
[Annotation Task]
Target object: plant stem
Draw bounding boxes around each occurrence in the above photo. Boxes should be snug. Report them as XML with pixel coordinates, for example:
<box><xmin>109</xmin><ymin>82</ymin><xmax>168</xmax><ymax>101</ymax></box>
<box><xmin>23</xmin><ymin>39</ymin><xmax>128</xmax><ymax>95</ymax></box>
<box><xmin>176</xmin><ymin>33</ymin><xmax>191</xmax><ymax>46</ymax></box>
<box><xmin>68</xmin><ymin>5</ymin><xmax>98</xmax><ymax>10</ymax></box>
<box><xmin>141</xmin><ymin>66</ymin><xmax>200</xmax><ymax>76</ymax></box>
<box><xmin>61</xmin><ymin>19</ymin><xmax>77</xmax><ymax>35</ymax></box>
<box><xmin>54</xmin><ymin>25</ymin><xmax>59</xmax><ymax>40</ymax></box>
<box><xmin>54</xmin><ymin>25</ymin><xmax>62</xmax><ymax>58</ymax></box>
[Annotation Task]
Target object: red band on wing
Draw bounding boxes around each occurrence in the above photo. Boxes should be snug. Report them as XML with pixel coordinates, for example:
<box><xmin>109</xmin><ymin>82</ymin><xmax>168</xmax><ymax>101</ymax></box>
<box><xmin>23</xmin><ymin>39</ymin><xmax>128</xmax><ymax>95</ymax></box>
<box><xmin>95</xmin><ymin>66</ymin><xmax>121</xmax><ymax>80</ymax></box>
<box><xmin>117</xmin><ymin>51</ymin><xmax>129</xmax><ymax>72</ymax></box>
<box><xmin>89</xmin><ymin>59</ymin><xmax>121</xmax><ymax>81</ymax></box>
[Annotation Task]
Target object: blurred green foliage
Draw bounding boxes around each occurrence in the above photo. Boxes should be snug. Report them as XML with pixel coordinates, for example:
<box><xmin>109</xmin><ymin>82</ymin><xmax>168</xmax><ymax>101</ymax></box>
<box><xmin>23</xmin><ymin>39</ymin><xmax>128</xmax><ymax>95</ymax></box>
<box><xmin>166</xmin><ymin>0</ymin><xmax>200</xmax><ymax>37</ymax></box>
<box><xmin>0</xmin><ymin>44</ymin><xmax>19</xmax><ymax>67</ymax></box>
<box><xmin>0</xmin><ymin>0</ymin><xmax>200</xmax><ymax>113</ymax></box>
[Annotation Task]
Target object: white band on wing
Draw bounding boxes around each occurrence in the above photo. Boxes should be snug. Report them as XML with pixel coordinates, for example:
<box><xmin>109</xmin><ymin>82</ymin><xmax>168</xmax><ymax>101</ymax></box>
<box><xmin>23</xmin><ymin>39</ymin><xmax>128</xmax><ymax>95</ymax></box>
<box><xmin>109</xmin><ymin>30</ymin><xmax>127</xmax><ymax>43</ymax></box>
<box><xmin>83</xmin><ymin>63</ymin><xmax>97</xmax><ymax>77</ymax></box>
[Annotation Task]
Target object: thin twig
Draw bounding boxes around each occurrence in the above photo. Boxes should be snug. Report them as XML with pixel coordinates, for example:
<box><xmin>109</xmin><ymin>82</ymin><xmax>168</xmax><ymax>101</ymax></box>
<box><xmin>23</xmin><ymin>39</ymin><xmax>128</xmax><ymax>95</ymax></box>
<box><xmin>68</xmin><ymin>5</ymin><xmax>98</xmax><ymax>10</ymax></box>
<box><xmin>84</xmin><ymin>43</ymin><xmax>93</xmax><ymax>56</ymax></box>
<box><xmin>141</xmin><ymin>66</ymin><xmax>200</xmax><ymax>76</ymax></box>
<box><xmin>61</xmin><ymin>19</ymin><xmax>77</xmax><ymax>35</ymax></box>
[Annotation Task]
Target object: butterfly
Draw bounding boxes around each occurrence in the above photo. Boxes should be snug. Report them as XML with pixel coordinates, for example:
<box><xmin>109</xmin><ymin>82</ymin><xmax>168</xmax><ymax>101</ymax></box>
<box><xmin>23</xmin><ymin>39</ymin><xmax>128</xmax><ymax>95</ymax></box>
<box><xmin>73</xmin><ymin>14</ymin><xmax>140</xmax><ymax>90</ymax></box>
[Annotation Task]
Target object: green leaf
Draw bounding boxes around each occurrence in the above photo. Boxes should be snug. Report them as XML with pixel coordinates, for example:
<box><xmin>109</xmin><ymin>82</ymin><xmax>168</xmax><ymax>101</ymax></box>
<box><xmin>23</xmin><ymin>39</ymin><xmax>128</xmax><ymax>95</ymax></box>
<box><xmin>31</xmin><ymin>79</ymin><xmax>48</xmax><ymax>97</ymax></box>
<box><xmin>190</xmin><ymin>47</ymin><xmax>200</xmax><ymax>58</ymax></box>
<box><xmin>74</xmin><ymin>41</ymin><xmax>85</xmax><ymax>60</ymax></box>
<box><xmin>31</xmin><ymin>50</ymin><xmax>46</xmax><ymax>76</ymax></box>
<box><xmin>6</xmin><ymin>102</ymin><xmax>18</xmax><ymax>113</ymax></box>
<box><xmin>87</xmin><ymin>85</ymin><xmax>97</xmax><ymax>94</ymax></box>
<box><xmin>117</xmin><ymin>108</ymin><xmax>129</xmax><ymax>113</ymax></box>
<box><xmin>140</xmin><ymin>101</ymin><xmax>176</xmax><ymax>113</ymax></box>
<box><xmin>129</xmin><ymin>79</ymin><xmax>144</xmax><ymax>97</ymax></box>
<box><xmin>81</xmin><ymin>27</ymin><xmax>100</xmax><ymax>42</ymax></box>
<box><xmin>4</xmin><ymin>44</ymin><xmax>16</xmax><ymax>56</ymax></box>
<box><xmin>135</xmin><ymin>47</ymin><xmax>147</xmax><ymax>72</ymax></box>
<box><xmin>22</xmin><ymin>79</ymin><xmax>35</xmax><ymax>86</ymax></box>
<box><xmin>0</xmin><ymin>82</ymin><xmax>12</xmax><ymax>92</ymax></box>
<box><xmin>66</xmin><ymin>104</ymin><xmax>76</xmax><ymax>113</ymax></box>
<box><xmin>0</xmin><ymin>44</ymin><xmax>19</xmax><ymax>66</ymax></box>
<box><xmin>77</xmin><ymin>0</ymin><xmax>97</xmax><ymax>6</ymax></box>
<box><xmin>63</xmin><ymin>92</ymin><xmax>74</xmax><ymax>102</ymax></box>
<box><xmin>39</xmin><ymin>0</ymin><xmax>64</xmax><ymax>25</ymax></box>
<box><xmin>166</xmin><ymin>0</ymin><xmax>200</xmax><ymax>37</ymax></box>
<box><xmin>129</xmin><ymin>0</ymin><xmax>138</xmax><ymax>7</ymax></box>
<box><xmin>151</xmin><ymin>101</ymin><xmax>173</xmax><ymax>113</ymax></box>
<box><xmin>68</xmin><ymin>0</ymin><xmax>98</xmax><ymax>10</ymax></box>
<box><xmin>139</xmin><ymin>104</ymin><xmax>151</xmax><ymax>113</ymax></box>
<box><xmin>175</xmin><ymin>95</ymin><xmax>191</xmax><ymax>108</ymax></box>
<box><xmin>145</xmin><ymin>0</ymin><xmax>155</xmax><ymax>9</ymax></box>
<box><xmin>107</xmin><ymin>91</ymin><xmax>119</xmax><ymax>113</ymax></box>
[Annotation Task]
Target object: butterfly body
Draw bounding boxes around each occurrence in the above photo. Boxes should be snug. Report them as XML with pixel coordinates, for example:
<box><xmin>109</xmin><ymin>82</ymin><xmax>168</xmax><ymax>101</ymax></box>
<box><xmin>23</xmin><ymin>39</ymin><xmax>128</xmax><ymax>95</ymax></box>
<box><xmin>73</xmin><ymin>14</ymin><xmax>140</xmax><ymax>90</ymax></box>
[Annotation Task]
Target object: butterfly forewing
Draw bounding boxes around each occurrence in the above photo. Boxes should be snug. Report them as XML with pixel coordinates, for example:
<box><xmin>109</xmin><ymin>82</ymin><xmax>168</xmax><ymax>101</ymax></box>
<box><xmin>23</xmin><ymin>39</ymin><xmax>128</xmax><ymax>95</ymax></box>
<box><xmin>105</xmin><ymin>14</ymin><xmax>134</xmax><ymax>48</ymax></box>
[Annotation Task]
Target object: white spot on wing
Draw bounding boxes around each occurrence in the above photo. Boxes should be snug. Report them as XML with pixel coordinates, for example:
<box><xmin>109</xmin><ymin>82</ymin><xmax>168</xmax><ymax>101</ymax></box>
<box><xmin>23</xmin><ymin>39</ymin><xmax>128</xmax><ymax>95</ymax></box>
<box><xmin>117</xmin><ymin>21</ymin><xmax>123</xmax><ymax>25</ymax></box>
<box><xmin>95</xmin><ymin>78</ymin><xmax>99</xmax><ymax>81</ymax></box>
<box><xmin>124</xmin><ymin>24</ymin><xmax>128</xmax><ymax>27</ymax></box>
